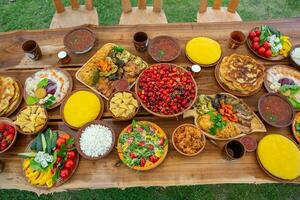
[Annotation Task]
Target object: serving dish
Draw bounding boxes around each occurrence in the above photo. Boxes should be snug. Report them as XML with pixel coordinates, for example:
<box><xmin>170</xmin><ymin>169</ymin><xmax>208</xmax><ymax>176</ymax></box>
<box><xmin>75</xmin><ymin>120</ymin><xmax>115</xmax><ymax>160</ymax></box>
<box><xmin>24</xmin><ymin>67</ymin><xmax>73</xmax><ymax>110</ymax></box>
<box><xmin>172</xmin><ymin>124</ymin><xmax>205</xmax><ymax>156</ymax></box>
<box><xmin>15</xmin><ymin>105</ymin><xmax>48</xmax><ymax>135</ymax></box>
<box><xmin>0</xmin><ymin>117</ymin><xmax>17</xmax><ymax>153</ymax></box>
<box><xmin>117</xmin><ymin>120</ymin><xmax>168</xmax><ymax>171</ymax></box>
<box><xmin>60</xmin><ymin>89</ymin><xmax>104</xmax><ymax>130</ymax></box>
<box><xmin>148</xmin><ymin>36</ymin><xmax>181</xmax><ymax>62</ymax></box>
<box><xmin>64</xmin><ymin>27</ymin><xmax>96</xmax><ymax>54</ymax></box>
<box><xmin>108</xmin><ymin>90</ymin><xmax>140</xmax><ymax>121</ymax></box>
<box><xmin>185</xmin><ymin>37</ymin><xmax>222</xmax><ymax>67</ymax></box>
<box><xmin>215</xmin><ymin>54</ymin><xmax>265</xmax><ymax>97</ymax></box>
<box><xmin>0</xmin><ymin>76</ymin><xmax>23</xmax><ymax>117</ymax></box>
<box><xmin>21</xmin><ymin>129</ymin><xmax>79</xmax><ymax>188</ymax></box>
<box><xmin>76</xmin><ymin>43</ymin><xmax>148</xmax><ymax>100</ymax></box>
<box><xmin>135</xmin><ymin>63</ymin><xmax>197</xmax><ymax>118</ymax></box>
<box><xmin>292</xmin><ymin>112</ymin><xmax>300</xmax><ymax>143</ymax></box>
<box><xmin>246</xmin><ymin>26</ymin><xmax>292</xmax><ymax>61</ymax></box>
<box><xmin>183</xmin><ymin>92</ymin><xmax>266</xmax><ymax>141</ymax></box>
<box><xmin>258</xmin><ymin>93</ymin><xmax>295</xmax><ymax>128</ymax></box>
<box><xmin>257</xmin><ymin>134</ymin><xmax>300</xmax><ymax>182</ymax></box>
<box><xmin>290</xmin><ymin>44</ymin><xmax>300</xmax><ymax>68</ymax></box>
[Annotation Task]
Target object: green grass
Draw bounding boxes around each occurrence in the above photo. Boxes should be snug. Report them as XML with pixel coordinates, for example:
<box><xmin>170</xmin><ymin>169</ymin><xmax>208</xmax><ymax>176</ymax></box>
<box><xmin>0</xmin><ymin>0</ymin><xmax>300</xmax><ymax>32</ymax></box>
<box><xmin>1</xmin><ymin>0</ymin><xmax>300</xmax><ymax>199</ymax></box>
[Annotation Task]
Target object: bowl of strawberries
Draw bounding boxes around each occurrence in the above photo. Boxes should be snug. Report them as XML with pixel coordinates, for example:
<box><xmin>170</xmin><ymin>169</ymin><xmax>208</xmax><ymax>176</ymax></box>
<box><xmin>0</xmin><ymin>117</ymin><xmax>17</xmax><ymax>153</ymax></box>
<box><xmin>135</xmin><ymin>63</ymin><xmax>197</xmax><ymax>117</ymax></box>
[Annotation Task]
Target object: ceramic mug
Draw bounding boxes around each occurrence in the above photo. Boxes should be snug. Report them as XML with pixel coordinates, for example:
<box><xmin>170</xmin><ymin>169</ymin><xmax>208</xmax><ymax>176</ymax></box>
<box><xmin>22</xmin><ymin>40</ymin><xmax>42</xmax><ymax>60</ymax></box>
<box><xmin>222</xmin><ymin>139</ymin><xmax>245</xmax><ymax>160</ymax></box>
<box><xmin>228</xmin><ymin>31</ymin><xmax>246</xmax><ymax>49</ymax></box>
<box><xmin>133</xmin><ymin>32</ymin><xmax>149</xmax><ymax>52</ymax></box>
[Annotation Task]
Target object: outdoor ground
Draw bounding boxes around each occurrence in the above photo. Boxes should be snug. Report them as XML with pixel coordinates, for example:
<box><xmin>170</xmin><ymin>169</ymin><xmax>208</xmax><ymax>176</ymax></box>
<box><xmin>0</xmin><ymin>0</ymin><xmax>300</xmax><ymax>199</ymax></box>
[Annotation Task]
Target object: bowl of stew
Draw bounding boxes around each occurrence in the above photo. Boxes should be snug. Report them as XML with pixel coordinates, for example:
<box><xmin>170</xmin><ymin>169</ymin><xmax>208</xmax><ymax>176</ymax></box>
<box><xmin>258</xmin><ymin>93</ymin><xmax>295</xmax><ymax>128</ymax></box>
<box><xmin>148</xmin><ymin>36</ymin><xmax>181</xmax><ymax>62</ymax></box>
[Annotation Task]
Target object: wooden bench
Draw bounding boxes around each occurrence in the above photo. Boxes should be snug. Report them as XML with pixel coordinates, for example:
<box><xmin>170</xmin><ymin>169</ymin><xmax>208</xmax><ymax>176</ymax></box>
<box><xmin>120</xmin><ymin>0</ymin><xmax>167</xmax><ymax>25</ymax></box>
<box><xmin>50</xmin><ymin>0</ymin><xmax>98</xmax><ymax>29</ymax></box>
<box><xmin>198</xmin><ymin>0</ymin><xmax>242</xmax><ymax>23</ymax></box>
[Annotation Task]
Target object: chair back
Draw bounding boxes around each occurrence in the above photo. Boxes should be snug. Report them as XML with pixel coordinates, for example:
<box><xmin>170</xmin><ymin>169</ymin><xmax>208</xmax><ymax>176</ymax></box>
<box><xmin>199</xmin><ymin>0</ymin><xmax>240</xmax><ymax>13</ymax></box>
<box><xmin>121</xmin><ymin>0</ymin><xmax>163</xmax><ymax>13</ymax></box>
<box><xmin>53</xmin><ymin>0</ymin><xmax>94</xmax><ymax>13</ymax></box>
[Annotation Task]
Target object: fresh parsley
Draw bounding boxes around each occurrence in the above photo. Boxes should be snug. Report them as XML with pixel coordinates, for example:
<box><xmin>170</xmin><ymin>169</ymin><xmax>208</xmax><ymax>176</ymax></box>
<box><xmin>208</xmin><ymin>111</ymin><xmax>227</xmax><ymax>135</ymax></box>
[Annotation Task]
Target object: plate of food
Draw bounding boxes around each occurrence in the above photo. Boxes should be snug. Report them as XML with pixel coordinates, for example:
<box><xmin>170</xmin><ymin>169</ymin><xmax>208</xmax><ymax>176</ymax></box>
<box><xmin>292</xmin><ymin>112</ymin><xmax>300</xmax><ymax>143</ymax></box>
<box><xmin>258</xmin><ymin>93</ymin><xmax>295</xmax><ymax>128</ymax></box>
<box><xmin>148</xmin><ymin>36</ymin><xmax>181</xmax><ymax>62</ymax></box>
<box><xmin>135</xmin><ymin>63</ymin><xmax>197</xmax><ymax>117</ymax></box>
<box><xmin>183</xmin><ymin>93</ymin><xmax>266</xmax><ymax>141</ymax></box>
<box><xmin>172</xmin><ymin>124</ymin><xmax>205</xmax><ymax>156</ymax></box>
<box><xmin>61</xmin><ymin>90</ymin><xmax>104</xmax><ymax>130</ymax></box>
<box><xmin>215</xmin><ymin>54</ymin><xmax>265</xmax><ymax>96</ymax></box>
<box><xmin>15</xmin><ymin>105</ymin><xmax>48</xmax><ymax>135</ymax></box>
<box><xmin>117</xmin><ymin>120</ymin><xmax>168</xmax><ymax>171</ymax></box>
<box><xmin>257</xmin><ymin>134</ymin><xmax>300</xmax><ymax>181</ymax></box>
<box><xmin>76</xmin><ymin>43</ymin><xmax>148</xmax><ymax>100</ymax></box>
<box><xmin>19</xmin><ymin>128</ymin><xmax>79</xmax><ymax>188</ymax></box>
<box><xmin>264</xmin><ymin>65</ymin><xmax>300</xmax><ymax>110</ymax></box>
<box><xmin>0</xmin><ymin>76</ymin><xmax>23</xmax><ymax>117</ymax></box>
<box><xmin>0</xmin><ymin>117</ymin><xmax>17</xmax><ymax>153</ymax></box>
<box><xmin>108</xmin><ymin>91</ymin><xmax>140</xmax><ymax>121</ymax></box>
<box><xmin>24</xmin><ymin>67</ymin><xmax>73</xmax><ymax>110</ymax></box>
<box><xmin>247</xmin><ymin>25</ymin><xmax>292</xmax><ymax>61</ymax></box>
<box><xmin>185</xmin><ymin>37</ymin><xmax>222</xmax><ymax>67</ymax></box>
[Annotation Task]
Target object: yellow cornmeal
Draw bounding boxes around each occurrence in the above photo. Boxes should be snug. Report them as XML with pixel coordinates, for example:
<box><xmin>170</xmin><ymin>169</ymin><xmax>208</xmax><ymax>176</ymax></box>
<box><xmin>63</xmin><ymin>91</ymin><xmax>101</xmax><ymax>128</ymax></box>
<box><xmin>185</xmin><ymin>37</ymin><xmax>221</xmax><ymax>65</ymax></box>
<box><xmin>257</xmin><ymin>134</ymin><xmax>300</xmax><ymax>180</ymax></box>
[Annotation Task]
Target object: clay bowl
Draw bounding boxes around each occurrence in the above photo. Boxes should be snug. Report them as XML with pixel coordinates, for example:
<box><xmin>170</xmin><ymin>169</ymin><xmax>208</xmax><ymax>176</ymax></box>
<box><xmin>135</xmin><ymin>63</ymin><xmax>198</xmax><ymax>118</ymax></box>
<box><xmin>15</xmin><ymin>105</ymin><xmax>48</xmax><ymax>135</ymax></box>
<box><xmin>60</xmin><ymin>89</ymin><xmax>104</xmax><ymax>130</ymax></box>
<box><xmin>148</xmin><ymin>36</ymin><xmax>181</xmax><ymax>62</ymax></box>
<box><xmin>0</xmin><ymin>117</ymin><xmax>18</xmax><ymax>153</ymax></box>
<box><xmin>292</xmin><ymin>112</ymin><xmax>300</xmax><ymax>143</ymax></box>
<box><xmin>23</xmin><ymin>67</ymin><xmax>73</xmax><ymax>110</ymax></box>
<box><xmin>289</xmin><ymin>44</ymin><xmax>300</xmax><ymax>68</ymax></box>
<box><xmin>64</xmin><ymin>27</ymin><xmax>96</xmax><ymax>54</ymax></box>
<box><xmin>75</xmin><ymin>120</ymin><xmax>116</xmax><ymax>160</ymax></box>
<box><xmin>107</xmin><ymin>90</ymin><xmax>140</xmax><ymax>121</ymax></box>
<box><xmin>172</xmin><ymin>124</ymin><xmax>206</xmax><ymax>157</ymax></box>
<box><xmin>258</xmin><ymin>93</ymin><xmax>295</xmax><ymax>128</ymax></box>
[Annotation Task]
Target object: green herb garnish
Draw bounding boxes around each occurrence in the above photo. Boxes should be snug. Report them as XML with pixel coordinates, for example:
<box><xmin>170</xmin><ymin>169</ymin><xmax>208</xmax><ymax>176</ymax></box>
<box><xmin>44</xmin><ymin>96</ymin><xmax>56</xmax><ymax>109</ymax></box>
<box><xmin>92</xmin><ymin>68</ymin><xmax>100</xmax><ymax>86</ymax></box>
<box><xmin>37</xmin><ymin>78</ymin><xmax>49</xmax><ymax>88</ymax></box>
<box><xmin>26</xmin><ymin>96</ymin><xmax>39</xmax><ymax>105</ymax></box>
<box><xmin>208</xmin><ymin>111</ymin><xmax>227</xmax><ymax>135</ymax></box>
<box><xmin>113</xmin><ymin>46</ymin><xmax>124</xmax><ymax>53</ymax></box>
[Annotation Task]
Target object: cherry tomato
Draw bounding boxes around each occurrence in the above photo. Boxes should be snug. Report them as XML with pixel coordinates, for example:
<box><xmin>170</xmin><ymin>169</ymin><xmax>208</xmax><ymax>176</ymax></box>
<box><xmin>265</xmin><ymin>49</ymin><xmax>272</xmax><ymax>58</ymax></box>
<box><xmin>0</xmin><ymin>124</ymin><xmax>5</xmax><ymax>132</ymax></box>
<box><xmin>130</xmin><ymin>152</ymin><xmax>137</xmax><ymax>159</ymax></box>
<box><xmin>64</xmin><ymin>159</ymin><xmax>76</xmax><ymax>169</ymax></box>
<box><xmin>253</xmin><ymin>37</ymin><xmax>260</xmax><ymax>42</ymax></box>
<box><xmin>56</xmin><ymin>156</ymin><xmax>63</xmax><ymax>164</ymax></box>
<box><xmin>3</xmin><ymin>131</ymin><xmax>10</xmax><ymax>137</ymax></box>
<box><xmin>252</xmin><ymin>42</ymin><xmax>260</xmax><ymax>50</ymax></box>
<box><xmin>61</xmin><ymin>133</ymin><xmax>70</xmax><ymax>140</ymax></box>
<box><xmin>255</xmin><ymin>30</ymin><xmax>261</xmax><ymax>37</ymax></box>
<box><xmin>258</xmin><ymin>47</ymin><xmax>266</xmax><ymax>55</ymax></box>
<box><xmin>249</xmin><ymin>31</ymin><xmax>256</xmax><ymax>40</ymax></box>
<box><xmin>67</xmin><ymin>151</ymin><xmax>77</xmax><ymax>159</ymax></box>
<box><xmin>60</xmin><ymin>168</ymin><xmax>70</xmax><ymax>179</ymax></box>
<box><xmin>140</xmin><ymin>157</ymin><xmax>146</xmax><ymax>167</ymax></box>
<box><xmin>263</xmin><ymin>41</ymin><xmax>271</xmax><ymax>50</ymax></box>
<box><xmin>56</xmin><ymin>138</ymin><xmax>66</xmax><ymax>147</ymax></box>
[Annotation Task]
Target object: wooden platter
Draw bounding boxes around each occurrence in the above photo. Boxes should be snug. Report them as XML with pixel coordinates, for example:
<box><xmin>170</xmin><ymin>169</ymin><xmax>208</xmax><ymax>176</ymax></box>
<box><xmin>22</xmin><ymin>130</ymin><xmax>80</xmax><ymax>188</ymax></box>
<box><xmin>246</xmin><ymin>27</ymin><xmax>286</xmax><ymax>61</ymax></box>
<box><xmin>60</xmin><ymin>89</ymin><xmax>104</xmax><ymax>130</ymax></box>
<box><xmin>214</xmin><ymin>57</ymin><xmax>264</xmax><ymax>97</ymax></box>
<box><xmin>183</xmin><ymin>92</ymin><xmax>266</xmax><ymax>141</ymax></box>
<box><xmin>23</xmin><ymin>67</ymin><xmax>73</xmax><ymax>110</ymax></box>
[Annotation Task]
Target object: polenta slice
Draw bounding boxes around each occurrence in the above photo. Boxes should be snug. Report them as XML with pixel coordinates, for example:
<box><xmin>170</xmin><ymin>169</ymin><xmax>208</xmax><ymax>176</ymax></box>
<box><xmin>257</xmin><ymin>134</ymin><xmax>300</xmax><ymax>180</ymax></box>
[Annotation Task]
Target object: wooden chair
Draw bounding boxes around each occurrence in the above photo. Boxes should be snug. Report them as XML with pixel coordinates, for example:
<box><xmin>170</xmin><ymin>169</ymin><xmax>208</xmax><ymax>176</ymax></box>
<box><xmin>197</xmin><ymin>0</ymin><xmax>242</xmax><ymax>23</ymax></box>
<box><xmin>120</xmin><ymin>0</ymin><xmax>167</xmax><ymax>25</ymax></box>
<box><xmin>50</xmin><ymin>0</ymin><xmax>98</xmax><ymax>29</ymax></box>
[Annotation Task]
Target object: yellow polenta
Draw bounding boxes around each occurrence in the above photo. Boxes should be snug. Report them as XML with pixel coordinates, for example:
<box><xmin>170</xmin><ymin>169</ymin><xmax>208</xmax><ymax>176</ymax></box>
<box><xmin>185</xmin><ymin>37</ymin><xmax>221</xmax><ymax>65</ymax></box>
<box><xmin>63</xmin><ymin>91</ymin><xmax>101</xmax><ymax>128</ymax></box>
<box><xmin>257</xmin><ymin>134</ymin><xmax>300</xmax><ymax>180</ymax></box>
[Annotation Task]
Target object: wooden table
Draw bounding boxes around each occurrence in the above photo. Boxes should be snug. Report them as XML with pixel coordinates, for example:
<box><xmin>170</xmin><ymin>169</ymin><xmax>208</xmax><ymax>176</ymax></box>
<box><xmin>1</xmin><ymin>18</ymin><xmax>300</xmax><ymax>194</ymax></box>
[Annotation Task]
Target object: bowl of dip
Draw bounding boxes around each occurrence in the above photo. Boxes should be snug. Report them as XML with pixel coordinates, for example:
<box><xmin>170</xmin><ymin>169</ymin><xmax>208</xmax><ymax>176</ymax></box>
<box><xmin>258</xmin><ymin>93</ymin><xmax>295</xmax><ymax>128</ymax></box>
<box><xmin>290</xmin><ymin>44</ymin><xmax>300</xmax><ymax>68</ymax></box>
